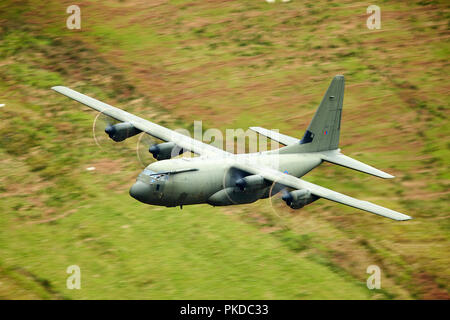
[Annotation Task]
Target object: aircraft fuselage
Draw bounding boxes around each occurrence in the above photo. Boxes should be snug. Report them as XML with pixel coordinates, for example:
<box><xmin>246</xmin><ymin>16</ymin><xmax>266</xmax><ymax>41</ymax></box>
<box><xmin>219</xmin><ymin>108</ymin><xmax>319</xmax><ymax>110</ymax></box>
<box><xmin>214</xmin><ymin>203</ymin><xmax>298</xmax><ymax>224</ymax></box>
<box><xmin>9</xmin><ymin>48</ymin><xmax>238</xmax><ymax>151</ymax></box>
<box><xmin>129</xmin><ymin>153</ymin><xmax>322</xmax><ymax>207</ymax></box>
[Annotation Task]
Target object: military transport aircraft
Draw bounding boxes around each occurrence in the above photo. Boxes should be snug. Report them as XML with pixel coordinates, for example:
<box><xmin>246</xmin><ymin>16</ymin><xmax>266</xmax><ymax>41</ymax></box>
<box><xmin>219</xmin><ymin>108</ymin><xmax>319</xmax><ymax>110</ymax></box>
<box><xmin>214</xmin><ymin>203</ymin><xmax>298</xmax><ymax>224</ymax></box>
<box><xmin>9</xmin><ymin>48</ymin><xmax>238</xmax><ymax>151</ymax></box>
<box><xmin>52</xmin><ymin>75</ymin><xmax>412</xmax><ymax>221</ymax></box>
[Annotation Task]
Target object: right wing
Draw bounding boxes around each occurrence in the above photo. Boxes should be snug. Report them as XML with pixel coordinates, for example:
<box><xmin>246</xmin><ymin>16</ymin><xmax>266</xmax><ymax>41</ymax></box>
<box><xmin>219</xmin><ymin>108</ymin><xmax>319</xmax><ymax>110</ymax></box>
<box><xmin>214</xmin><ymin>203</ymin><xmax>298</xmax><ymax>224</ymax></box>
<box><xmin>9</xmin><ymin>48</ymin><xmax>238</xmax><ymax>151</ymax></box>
<box><xmin>52</xmin><ymin>86</ymin><xmax>228</xmax><ymax>157</ymax></box>
<box><xmin>249</xmin><ymin>127</ymin><xmax>299</xmax><ymax>146</ymax></box>
<box><xmin>232</xmin><ymin>161</ymin><xmax>412</xmax><ymax>221</ymax></box>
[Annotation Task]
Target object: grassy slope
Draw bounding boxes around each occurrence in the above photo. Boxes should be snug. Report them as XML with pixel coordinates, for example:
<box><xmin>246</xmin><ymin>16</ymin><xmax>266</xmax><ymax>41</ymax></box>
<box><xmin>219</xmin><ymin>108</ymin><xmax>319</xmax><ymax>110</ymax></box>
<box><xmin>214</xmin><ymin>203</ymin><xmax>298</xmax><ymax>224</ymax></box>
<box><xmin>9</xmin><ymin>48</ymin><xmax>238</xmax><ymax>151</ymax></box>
<box><xmin>0</xmin><ymin>0</ymin><xmax>448</xmax><ymax>299</ymax></box>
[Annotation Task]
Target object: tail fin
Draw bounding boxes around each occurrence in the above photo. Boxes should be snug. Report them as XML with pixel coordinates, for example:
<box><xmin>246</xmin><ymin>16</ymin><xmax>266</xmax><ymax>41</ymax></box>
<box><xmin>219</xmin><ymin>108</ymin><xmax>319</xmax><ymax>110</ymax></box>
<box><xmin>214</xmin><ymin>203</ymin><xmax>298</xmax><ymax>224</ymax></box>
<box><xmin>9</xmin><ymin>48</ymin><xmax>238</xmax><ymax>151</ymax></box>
<box><xmin>274</xmin><ymin>76</ymin><xmax>394</xmax><ymax>179</ymax></box>
<box><xmin>299</xmin><ymin>75</ymin><xmax>344</xmax><ymax>152</ymax></box>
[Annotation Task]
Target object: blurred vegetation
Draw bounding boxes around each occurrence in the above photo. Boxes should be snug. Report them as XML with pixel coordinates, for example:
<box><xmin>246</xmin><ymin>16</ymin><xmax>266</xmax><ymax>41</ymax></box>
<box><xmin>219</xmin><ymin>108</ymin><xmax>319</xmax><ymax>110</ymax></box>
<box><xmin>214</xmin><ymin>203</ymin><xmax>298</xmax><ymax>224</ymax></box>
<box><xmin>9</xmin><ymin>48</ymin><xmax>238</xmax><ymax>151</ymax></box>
<box><xmin>0</xmin><ymin>0</ymin><xmax>448</xmax><ymax>299</ymax></box>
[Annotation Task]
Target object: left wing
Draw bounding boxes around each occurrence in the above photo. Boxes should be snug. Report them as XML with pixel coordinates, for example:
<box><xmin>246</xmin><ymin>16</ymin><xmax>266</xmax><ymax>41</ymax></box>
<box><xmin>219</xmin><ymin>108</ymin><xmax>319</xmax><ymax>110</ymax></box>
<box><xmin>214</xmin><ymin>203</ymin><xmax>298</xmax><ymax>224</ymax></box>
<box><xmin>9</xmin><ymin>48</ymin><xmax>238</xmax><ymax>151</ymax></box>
<box><xmin>52</xmin><ymin>86</ymin><xmax>228</xmax><ymax>157</ymax></box>
<box><xmin>232</xmin><ymin>161</ymin><xmax>412</xmax><ymax>221</ymax></box>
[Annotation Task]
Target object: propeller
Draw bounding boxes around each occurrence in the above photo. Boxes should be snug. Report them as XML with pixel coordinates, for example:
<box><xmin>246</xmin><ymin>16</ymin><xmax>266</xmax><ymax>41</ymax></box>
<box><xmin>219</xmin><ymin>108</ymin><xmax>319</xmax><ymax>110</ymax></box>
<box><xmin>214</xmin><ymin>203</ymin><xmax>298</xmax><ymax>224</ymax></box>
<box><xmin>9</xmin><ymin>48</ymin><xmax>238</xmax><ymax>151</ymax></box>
<box><xmin>93</xmin><ymin>111</ymin><xmax>145</xmax><ymax>166</ymax></box>
<box><xmin>92</xmin><ymin>112</ymin><xmax>120</xmax><ymax>149</ymax></box>
<box><xmin>268</xmin><ymin>182</ymin><xmax>296</xmax><ymax>219</ymax></box>
<box><xmin>281</xmin><ymin>189</ymin><xmax>293</xmax><ymax>207</ymax></box>
<box><xmin>136</xmin><ymin>132</ymin><xmax>160</xmax><ymax>168</ymax></box>
<box><xmin>221</xmin><ymin>168</ymin><xmax>271</xmax><ymax>205</ymax></box>
<box><xmin>221</xmin><ymin>167</ymin><xmax>246</xmax><ymax>205</ymax></box>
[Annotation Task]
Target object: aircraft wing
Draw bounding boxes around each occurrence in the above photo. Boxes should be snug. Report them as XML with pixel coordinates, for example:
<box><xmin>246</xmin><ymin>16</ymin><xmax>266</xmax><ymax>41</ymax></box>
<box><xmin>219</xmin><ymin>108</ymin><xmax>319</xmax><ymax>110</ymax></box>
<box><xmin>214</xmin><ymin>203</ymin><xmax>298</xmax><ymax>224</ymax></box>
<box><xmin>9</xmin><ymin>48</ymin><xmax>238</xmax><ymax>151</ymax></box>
<box><xmin>52</xmin><ymin>86</ymin><xmax>228</xmax><ymax>157</ymax></box>
<box><xmin>232</xmin><ymin>161</ymin><xmax>412</xmax><ymax>221</ymax></box>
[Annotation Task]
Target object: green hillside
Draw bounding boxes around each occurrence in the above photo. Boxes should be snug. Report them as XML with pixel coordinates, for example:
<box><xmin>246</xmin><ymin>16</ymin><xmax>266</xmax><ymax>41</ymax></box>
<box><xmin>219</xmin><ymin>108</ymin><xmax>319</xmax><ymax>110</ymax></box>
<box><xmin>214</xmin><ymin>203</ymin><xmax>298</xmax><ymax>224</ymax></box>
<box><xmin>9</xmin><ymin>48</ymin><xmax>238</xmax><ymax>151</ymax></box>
<box><xmin>0</xmin><ymin>0</ymin><xmax>448</xmax><ymax>299</ymax></box>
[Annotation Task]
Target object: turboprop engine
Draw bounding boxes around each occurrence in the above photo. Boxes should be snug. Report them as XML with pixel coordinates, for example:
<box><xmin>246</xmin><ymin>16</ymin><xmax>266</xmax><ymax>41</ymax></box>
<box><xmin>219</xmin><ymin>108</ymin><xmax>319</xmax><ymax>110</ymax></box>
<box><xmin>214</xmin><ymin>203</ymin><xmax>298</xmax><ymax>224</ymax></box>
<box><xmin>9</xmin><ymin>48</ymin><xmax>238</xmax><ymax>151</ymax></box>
<box><xmin>105</xmin><ymin>122</ymin><xmax>141</xmax><ymax>142</ymax></box>
<box><xmin>281</xmin><ymin>189</ymin><xmax>318</xmax><ymax>209</ymax></box>
<box><xmin>149</xmin><ymin>142</ymin><xmax>182</xmax><ymax>161</ymax></box>
<box><xmin>235</xmin><ymin>175</ymin><xmax>266</xmax><ymax>191</ymax></box>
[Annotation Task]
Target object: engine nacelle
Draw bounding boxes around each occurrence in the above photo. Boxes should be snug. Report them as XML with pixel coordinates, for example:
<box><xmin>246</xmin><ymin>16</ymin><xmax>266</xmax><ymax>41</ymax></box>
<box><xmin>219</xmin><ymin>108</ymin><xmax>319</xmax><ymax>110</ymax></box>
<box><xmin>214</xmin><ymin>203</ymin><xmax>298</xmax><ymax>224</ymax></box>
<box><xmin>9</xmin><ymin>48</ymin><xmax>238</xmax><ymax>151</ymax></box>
<box><xmin>207</xmin><ymin>187</ymin><xmax>265</xmax><ymax>206</ymax></box>
<box><xmin>105</xmin><ymin>122</ymin><xmax>141</xmax><ymax>142</ymax></box>
<box><xmin>282</xmin><ymin>189</ymin><xmax>318</xmax><ymax>209</ymax></box>
<box><xmin>235</xmin><ymin>175</ymin><xmax>265</xmax><ymax>191</ymax></box>
<box><xmin>149</xmin><ymin>142</ymin><xmax>182</xmax><ymax>160</ymax></box>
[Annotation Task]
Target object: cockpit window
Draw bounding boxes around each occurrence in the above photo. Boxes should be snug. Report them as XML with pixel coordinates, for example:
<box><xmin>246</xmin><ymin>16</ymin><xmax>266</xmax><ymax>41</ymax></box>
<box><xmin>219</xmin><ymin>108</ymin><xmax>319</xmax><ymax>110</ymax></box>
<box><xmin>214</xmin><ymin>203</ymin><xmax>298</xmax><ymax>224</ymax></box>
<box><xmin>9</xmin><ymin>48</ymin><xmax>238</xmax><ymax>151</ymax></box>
<box><xmin>154</xmin><ymin>174</ymin><xmax>167</xmax><ymax>180</ymax></box>
<box><xmin>143</xmin><ymin>169</ymin><xmax>157</xmax><ymax>176</ymax></box>
<box><xmin>139</xmin><ymin>169</ymin><xmax>168</xmax><ymax>184</ymax></box>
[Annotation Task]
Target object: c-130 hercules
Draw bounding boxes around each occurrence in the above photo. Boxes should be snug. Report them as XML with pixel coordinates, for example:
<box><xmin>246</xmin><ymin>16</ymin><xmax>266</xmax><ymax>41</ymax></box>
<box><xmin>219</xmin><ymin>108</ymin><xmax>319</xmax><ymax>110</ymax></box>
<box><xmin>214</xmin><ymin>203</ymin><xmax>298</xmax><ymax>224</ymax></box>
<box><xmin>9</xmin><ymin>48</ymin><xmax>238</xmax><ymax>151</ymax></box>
<box><xmin>52</xmin><ymin>75</ymin><xmax>411</xmax><ymax>221</ymax></box>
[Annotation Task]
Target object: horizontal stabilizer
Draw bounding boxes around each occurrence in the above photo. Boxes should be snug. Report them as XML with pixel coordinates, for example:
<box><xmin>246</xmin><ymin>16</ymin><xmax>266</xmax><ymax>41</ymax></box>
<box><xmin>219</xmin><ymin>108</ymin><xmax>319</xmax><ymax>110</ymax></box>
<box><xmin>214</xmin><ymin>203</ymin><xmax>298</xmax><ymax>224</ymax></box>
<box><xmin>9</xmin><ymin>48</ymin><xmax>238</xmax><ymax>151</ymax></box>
<box><xmin>249</xmin><ymin>127</ymin><xmax>299</xmax><ymax>146</ymax></box>
<box><xmin>320</xmin><ymin>150</ymin><xmax>394</xmax><ymax>179</ymax></box>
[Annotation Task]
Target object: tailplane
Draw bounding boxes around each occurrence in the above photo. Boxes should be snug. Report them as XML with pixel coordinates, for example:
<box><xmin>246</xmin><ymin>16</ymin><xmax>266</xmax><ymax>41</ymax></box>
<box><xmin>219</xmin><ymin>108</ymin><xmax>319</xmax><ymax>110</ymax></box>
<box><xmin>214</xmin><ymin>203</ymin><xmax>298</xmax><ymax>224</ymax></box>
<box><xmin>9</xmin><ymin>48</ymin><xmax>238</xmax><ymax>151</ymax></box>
<box><xmin>320</xmin><ymin>150</ymin><xmax>394</xmax><ymax>179</ymax></box>
<box><xmin>276</xmin><ymin>75</ymin><xmax>394</xmax><ymax>179</ymax></box>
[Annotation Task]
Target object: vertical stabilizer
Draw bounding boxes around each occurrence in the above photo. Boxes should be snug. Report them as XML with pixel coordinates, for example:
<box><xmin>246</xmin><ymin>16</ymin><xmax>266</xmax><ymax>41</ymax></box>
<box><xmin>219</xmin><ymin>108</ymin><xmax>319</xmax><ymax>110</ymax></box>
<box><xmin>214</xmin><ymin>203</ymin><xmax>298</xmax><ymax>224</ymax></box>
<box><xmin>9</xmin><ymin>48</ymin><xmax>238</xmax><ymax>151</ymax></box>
<box><xmin>299</xmin><ymin>75</ymin><xmax>344</xmax><ymax>152</ymax></box>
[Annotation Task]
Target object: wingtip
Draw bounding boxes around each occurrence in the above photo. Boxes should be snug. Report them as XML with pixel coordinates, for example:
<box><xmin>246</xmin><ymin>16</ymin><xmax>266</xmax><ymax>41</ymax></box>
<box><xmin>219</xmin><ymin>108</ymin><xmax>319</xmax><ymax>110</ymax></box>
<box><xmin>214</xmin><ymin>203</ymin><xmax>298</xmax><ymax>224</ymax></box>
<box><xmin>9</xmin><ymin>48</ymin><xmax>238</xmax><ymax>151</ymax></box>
<box><xmin>397</xmin><ymin>214</ymin><xmax>412</xmax><ymax>221</ymax></box>
<box><xmin>51</xmin><ymin>85</ymin><xmax>67</xmax><ymax>92</ymax></box>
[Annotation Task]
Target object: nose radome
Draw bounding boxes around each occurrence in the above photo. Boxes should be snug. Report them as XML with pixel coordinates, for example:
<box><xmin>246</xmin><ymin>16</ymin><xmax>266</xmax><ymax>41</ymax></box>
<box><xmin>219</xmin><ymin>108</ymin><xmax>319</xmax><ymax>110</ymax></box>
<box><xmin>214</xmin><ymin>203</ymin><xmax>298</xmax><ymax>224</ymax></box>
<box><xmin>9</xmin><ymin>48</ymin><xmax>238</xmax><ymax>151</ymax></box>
<box><xmin>129</xmin><ymin>181</ymin><xmax>151</xmax><ymax>203</ymax></box>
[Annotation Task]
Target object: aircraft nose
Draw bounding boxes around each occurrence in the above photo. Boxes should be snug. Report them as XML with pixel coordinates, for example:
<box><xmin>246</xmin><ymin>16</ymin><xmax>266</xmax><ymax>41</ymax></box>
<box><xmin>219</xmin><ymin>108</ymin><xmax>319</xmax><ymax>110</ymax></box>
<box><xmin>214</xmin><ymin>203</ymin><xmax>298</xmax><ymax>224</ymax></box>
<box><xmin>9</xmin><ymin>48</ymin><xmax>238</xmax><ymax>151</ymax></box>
<box><xmin>129</xmin><ymin>181</ymin><xmax>151</xmax><ymax>203</ymax></box>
